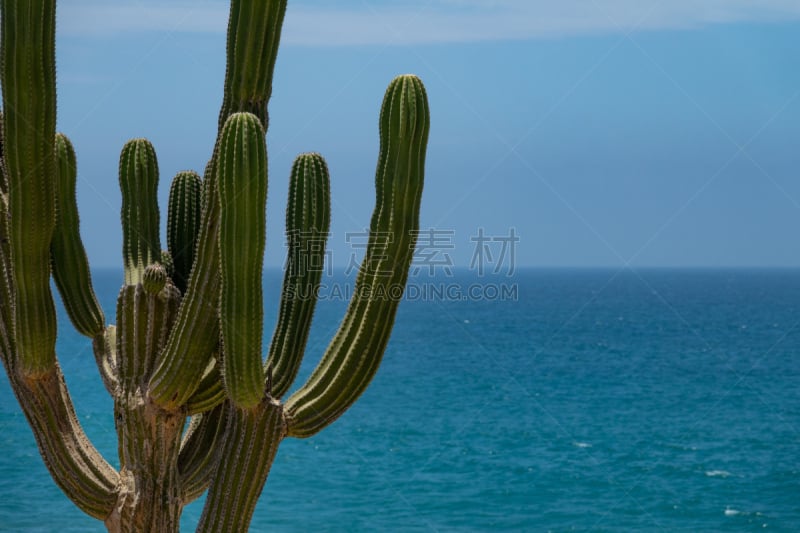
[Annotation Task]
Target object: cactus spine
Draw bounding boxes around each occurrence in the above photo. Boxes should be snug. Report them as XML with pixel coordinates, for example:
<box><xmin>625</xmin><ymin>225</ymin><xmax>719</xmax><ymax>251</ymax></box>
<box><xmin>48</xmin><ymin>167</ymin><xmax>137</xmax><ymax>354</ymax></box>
<box><xmin>0</xmin><ymin>1</ymin><xmax>430</xmax><ymax>531</ymax></box>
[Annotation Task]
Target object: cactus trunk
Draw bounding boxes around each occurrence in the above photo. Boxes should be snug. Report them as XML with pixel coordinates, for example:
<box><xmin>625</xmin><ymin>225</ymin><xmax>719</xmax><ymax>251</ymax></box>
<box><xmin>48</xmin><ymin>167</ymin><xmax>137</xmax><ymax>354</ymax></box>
<box><xmin>106</xmin><ymin>399</ymin><xmax>184</xmax><ymax>533</ymax></box>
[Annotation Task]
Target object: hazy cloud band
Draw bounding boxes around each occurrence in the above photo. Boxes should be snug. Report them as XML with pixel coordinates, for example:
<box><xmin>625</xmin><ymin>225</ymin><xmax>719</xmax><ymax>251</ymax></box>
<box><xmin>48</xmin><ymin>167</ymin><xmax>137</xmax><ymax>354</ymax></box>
<box><xmin>58</xmin><ymin>1</ymin><xmax>800</xmax><ymax>44</ymax></box>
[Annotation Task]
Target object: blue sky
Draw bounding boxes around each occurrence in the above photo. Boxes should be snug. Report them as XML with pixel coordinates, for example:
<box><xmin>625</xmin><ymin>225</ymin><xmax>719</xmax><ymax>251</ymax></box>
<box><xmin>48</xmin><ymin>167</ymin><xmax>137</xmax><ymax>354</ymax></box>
<box><xmin>52</xmin><ymin>0</ymin><xmax>800</xmax><ymax>268</ymax></box>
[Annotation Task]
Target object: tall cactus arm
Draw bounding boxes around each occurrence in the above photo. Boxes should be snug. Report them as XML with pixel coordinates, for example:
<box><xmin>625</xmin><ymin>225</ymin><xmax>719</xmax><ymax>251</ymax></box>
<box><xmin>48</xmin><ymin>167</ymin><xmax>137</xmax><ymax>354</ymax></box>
<box><xmin>217</xmin><ymin>112</ymin><xmax>268</xmax><ymax>409</ymax></box>
<box><xmin>178</xmin><ymin>402</ymin><xmax>230</xmax><ymax>503</ymax></box>
<box><xmin>51</xmin><ymin>133</ymin><xmax>106</xmax><ymax>338</ymax></box>
<box><xmin>167</xmin><ymin>170</ymin><xmax>202</xmax><ymax>294</ymax></box>
<box><xmin>266</xmin><ymin>153</ymin><xmax>330</xmax><ymax>398</ymax></box>
<box><xmin>1</xmin><ymin>0</ymin><xmax>58</xmax><ymax>377</ymax></box>
<box><xmin>196</xmin><ymin>400</ymin><xmax>286</xmax><ymax>533</ymax></box>
<box><xmin>119</xmin><ymin>138</ymin><xmax>161</xmax><ymax>286</ymax></box>
<box><xmin>285</xmin><ymin>75</ymin><xmax>430</xmax><ymax>438</ymax></box>
<box><xmin>218</xmin><ymin>0</ymin><xmax>287</xmax><ymax>132</ymax></box>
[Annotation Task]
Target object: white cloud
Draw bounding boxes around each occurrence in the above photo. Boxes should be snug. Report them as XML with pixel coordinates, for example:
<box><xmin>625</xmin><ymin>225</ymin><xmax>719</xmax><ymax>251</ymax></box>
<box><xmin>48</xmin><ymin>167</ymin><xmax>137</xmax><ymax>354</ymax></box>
<box><xmin>58</xmin><ymin>1</ymin><xmax>800</xmax><ymax>45</ymax></box>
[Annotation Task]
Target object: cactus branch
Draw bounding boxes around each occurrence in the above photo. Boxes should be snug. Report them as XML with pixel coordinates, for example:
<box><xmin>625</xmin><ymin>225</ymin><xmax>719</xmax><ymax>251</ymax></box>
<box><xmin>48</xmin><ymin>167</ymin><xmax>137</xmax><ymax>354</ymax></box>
<box><xmin>148</xmin><ymin>161</ymin><xmax>222</xmax><ymax>409</ymax></box>
<box><xmin>1</xmin><ymin>0</ymin><xmax>59</xmax><ymax>377</ymax></box>
<box><xmin>119</xmin><ymin>139</ymin><xmax>161</xmax><ymax>286</ymax></box>
<box><xmin>219</xmin><ymin>0</ymin><xmax>287</xmax><ymax>132</ymax></box>
<box><xmin>285</xmin><ymin>75</ymin><xmax>429</xmax><ymax>438</ymax></box>
<box><xmin>266</xmin><ymin>153</ymin><xmax>331</xmax><ymax>398</ymax></box>
<box><xmin>217</xmin><ymin>112</ymin><xmax>268</xmax><ymax>409</ymax></box>
<box><xmin>51</xmin><ymin>133</ymin><xmax>106</xmax><ymax>338</ymax></box>
<box><xmin>167</xmin><ymin>171</ymin><xmax>202</xmax><ymax>294</ymax></box>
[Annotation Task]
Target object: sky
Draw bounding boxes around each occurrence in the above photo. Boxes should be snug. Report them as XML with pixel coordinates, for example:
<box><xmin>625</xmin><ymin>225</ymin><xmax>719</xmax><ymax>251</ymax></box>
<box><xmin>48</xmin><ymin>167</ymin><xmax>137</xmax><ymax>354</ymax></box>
<box><xmin>48</xmin><ymin>0</ymin><xmax>800</xmax><ymax>268</ymax></box>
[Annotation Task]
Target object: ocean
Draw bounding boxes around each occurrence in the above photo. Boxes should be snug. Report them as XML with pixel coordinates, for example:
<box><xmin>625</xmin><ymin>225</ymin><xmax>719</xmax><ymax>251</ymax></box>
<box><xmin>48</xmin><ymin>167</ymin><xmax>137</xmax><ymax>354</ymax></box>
<box><xmin>0</xmin><ymin>269</ymin><xmax>798</xmax><ymax>531</ymax></box>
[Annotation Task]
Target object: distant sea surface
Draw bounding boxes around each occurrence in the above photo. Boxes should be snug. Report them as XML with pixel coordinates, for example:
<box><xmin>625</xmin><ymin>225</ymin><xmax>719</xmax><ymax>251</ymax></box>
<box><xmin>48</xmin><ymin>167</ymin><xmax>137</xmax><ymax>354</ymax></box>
<box><xmin>1</xmin><ymin>269</ymin><xmax>799</xmax><ymax>531</ymax></box>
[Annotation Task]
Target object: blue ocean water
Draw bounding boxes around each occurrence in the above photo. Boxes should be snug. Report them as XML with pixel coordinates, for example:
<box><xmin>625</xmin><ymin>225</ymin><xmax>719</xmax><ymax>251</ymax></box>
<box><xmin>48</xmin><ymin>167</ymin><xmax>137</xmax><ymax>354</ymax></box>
<box><xmin>1</xmin><ymin>269</ymin><xmax>799</xmax><ymax>531</ymax></box>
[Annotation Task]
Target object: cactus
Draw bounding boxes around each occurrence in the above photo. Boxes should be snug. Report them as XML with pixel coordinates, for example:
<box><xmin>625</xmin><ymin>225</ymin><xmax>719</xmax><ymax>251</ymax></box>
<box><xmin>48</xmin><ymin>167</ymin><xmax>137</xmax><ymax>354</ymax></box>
<box><xmin>0</xmin><ymin>1</ymin><xmax>429</xmax><ymax>531</ymax></box>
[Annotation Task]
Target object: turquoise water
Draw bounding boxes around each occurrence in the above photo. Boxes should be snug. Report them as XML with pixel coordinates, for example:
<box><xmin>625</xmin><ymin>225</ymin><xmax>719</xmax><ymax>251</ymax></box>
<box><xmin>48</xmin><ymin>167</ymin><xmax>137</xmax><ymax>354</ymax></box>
<box><xmin>1</xmin><ymin>269</ymin><xmax>799</xmax><ymax>531</ymax></box>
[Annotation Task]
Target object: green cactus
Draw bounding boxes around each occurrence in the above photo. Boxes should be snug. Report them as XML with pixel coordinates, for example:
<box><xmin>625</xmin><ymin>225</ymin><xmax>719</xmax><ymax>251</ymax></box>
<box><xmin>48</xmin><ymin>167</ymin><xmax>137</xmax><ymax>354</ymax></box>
<box><xmin>0</xmin><ymin>0</ymin><xmax>429</xmax><ymax>531</ymax></box>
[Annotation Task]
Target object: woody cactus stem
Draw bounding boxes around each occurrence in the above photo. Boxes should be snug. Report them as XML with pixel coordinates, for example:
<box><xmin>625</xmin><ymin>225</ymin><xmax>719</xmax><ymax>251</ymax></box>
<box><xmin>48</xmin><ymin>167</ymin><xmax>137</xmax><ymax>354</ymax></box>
<box><xmin>110</xmin><ymin>274</ymin><xmax>183</xmax><ymax>530</ymax></box>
